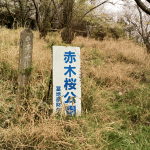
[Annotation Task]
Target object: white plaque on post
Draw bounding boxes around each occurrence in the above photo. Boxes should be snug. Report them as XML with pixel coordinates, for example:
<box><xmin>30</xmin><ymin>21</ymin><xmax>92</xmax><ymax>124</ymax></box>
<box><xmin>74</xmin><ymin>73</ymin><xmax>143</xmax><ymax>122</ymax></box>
<box><xmin>53</xmin><ymin>46</ymin><xmax>81</xmax><ymax>116</ymax></box>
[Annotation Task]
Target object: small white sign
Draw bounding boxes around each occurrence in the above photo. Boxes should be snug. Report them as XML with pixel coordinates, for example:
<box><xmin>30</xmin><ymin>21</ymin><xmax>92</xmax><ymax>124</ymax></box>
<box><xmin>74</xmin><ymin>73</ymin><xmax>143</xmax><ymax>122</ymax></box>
<box><xmin>53</xmin><ymin>46</ymin><xmax>81</xmax><ymax>116</ymax></box>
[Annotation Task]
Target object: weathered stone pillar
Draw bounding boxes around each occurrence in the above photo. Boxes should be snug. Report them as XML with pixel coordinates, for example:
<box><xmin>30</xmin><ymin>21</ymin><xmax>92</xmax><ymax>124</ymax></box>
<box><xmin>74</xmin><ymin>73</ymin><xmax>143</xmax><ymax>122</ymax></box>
<box><xmin>17</xmin><ymin>28</ymin><xmax>33</xmax><ymax>106</ymax></box>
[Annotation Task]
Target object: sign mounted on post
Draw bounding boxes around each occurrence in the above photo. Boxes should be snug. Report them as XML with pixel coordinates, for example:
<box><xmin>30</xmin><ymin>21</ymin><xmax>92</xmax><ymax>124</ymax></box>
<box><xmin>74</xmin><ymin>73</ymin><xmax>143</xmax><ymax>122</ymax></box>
<box><xmin>53</xmin><ymin>46</ymin><xmax>81</xmax><ymax>116</ymax></box>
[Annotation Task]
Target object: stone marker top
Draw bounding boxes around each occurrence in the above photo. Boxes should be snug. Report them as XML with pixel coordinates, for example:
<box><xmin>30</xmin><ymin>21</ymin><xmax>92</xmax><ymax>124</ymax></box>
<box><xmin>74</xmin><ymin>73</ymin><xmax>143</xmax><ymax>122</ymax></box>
<box><xmin>20</xmin><ymin>28</ymin><xmax>33</xmax><ymax>49</ymax></box>
<box><xmin>21</xmin><ymin>28</ymin><xmax>33</xmax><ymax>35</ymax></box>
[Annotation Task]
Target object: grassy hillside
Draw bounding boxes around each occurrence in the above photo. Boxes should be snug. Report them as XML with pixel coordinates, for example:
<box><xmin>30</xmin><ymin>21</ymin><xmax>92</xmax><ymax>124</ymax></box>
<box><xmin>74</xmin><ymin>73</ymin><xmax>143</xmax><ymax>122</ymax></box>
<box><xmin>0</xmin><ymin>28</ymin><xmax>150</xmax><ymax>149</ymax></box>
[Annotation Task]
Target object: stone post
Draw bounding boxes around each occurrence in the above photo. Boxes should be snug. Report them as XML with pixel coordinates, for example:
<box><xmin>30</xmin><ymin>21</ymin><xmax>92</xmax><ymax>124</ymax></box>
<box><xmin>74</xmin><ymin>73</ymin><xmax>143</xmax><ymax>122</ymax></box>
<box><xmin>17</xmin><ymin>28</ymin><xmax>33</xmax><ymax>107</ymax></box>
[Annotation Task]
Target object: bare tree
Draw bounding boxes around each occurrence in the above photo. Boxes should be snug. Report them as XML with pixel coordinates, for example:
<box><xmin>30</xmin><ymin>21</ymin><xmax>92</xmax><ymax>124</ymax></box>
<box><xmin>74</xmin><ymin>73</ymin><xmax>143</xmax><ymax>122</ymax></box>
<box><xmin>61</xmin><ymin>0</ymin><xmax>110</xmax><ymax>43</ymax></box>
<box><xmin>31</xmin><ymin>0</ymin><xmax>51</xmax><ymax>38</ymax></box>
<box><xmin>0</xmin><ymin>0</ymin><xmax>34</xmax><ymax>28</ymax></box>
<box><xmin>61</xmin><ymin>0</ymin><xmax>74</xmax><ymax>44</ymax></box>
<box><xmin>31</xmin><ymin>0</ymin><xmax>64</xmax><ymax>38</ymax></box>
<box><xmin>136</xmin><ymin>6</ymin><xmax>150</xmax><ymax>53</ymax></box>
<box><xmin>123</xmin><ymin>3</ymin><xmax>150</xmax><ymax>53</ymax></box>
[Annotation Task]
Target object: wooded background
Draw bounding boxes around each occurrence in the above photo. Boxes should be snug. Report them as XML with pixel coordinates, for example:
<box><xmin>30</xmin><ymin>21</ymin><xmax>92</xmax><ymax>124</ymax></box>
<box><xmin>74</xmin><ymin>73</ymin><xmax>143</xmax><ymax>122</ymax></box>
<box><xmin>0</xmin><ymin>0</ymin><xmax>150</xmax><ymax>51</ymax></box>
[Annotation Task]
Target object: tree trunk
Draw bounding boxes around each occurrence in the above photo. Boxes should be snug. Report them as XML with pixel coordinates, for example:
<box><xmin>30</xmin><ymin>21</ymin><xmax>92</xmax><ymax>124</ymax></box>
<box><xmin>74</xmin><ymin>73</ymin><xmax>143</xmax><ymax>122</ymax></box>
<box><xmin>61</xmin><ymin>27</ymin><xmax>74</xmax><ymax>44</ymax></box>
<box><xmin>61</xmin><ymin>0</ymin><xmax>74</xmax><ymax>43</ymax></box>
<box><xmin>143</xmin><ymin>37</ymin><xmax>150</xmax><ymax>54</ymax></box>
<box><xmin>62</xmin><ymin>0</ymin><xmax>73</xmax><ymax>28</ymax></box>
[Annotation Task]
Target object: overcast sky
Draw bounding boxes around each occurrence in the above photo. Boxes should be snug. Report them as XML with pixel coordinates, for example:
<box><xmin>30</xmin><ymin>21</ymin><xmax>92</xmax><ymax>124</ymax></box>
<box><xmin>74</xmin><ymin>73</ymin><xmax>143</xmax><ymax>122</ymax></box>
<box><xmin>104</xmin><ymin>0</ymin><xmax>124</xmax><ymax>13</ymax></box>
<box><xmin>91</xmin><ymin>0</ymin><xmax>140</xmax><ymax>21</ymax></box>
<box><xmin>94</xmin><ymin>0</ymin><xmax>150</xmax><ymax>13</ymax></box>
<box><xmin>90</xmin><ymin>0</ymin><xmax>125</xmax><ymax>21</ymax></box>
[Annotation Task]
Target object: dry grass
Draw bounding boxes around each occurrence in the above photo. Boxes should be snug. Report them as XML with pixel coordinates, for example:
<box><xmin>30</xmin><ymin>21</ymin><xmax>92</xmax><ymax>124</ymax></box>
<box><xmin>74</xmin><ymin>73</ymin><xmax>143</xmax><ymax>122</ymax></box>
<box><xmin>0</xmin><ymin>28</ymin><xmax>150</xmax><ymax>149</ymax></box>
<box><xmin>73</xmin><ymin>36</ymin><xmax>150</xmax><ymax>92</ymax></box>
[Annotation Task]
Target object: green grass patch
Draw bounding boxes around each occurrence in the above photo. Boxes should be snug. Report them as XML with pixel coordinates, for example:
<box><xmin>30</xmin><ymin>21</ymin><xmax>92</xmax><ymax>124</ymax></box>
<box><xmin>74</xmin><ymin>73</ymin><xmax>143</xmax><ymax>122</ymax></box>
<box><xmin>0</xmin><ymin>61</ymin><xmax>18</xmax><ymax>81</ymax></box>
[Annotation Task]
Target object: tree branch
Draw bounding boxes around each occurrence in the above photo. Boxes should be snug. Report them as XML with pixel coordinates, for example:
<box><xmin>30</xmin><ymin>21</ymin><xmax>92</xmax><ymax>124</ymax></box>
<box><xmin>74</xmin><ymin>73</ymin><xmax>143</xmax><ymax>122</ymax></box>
<box><xmin>134</xmin><ymin>0</ymin><xmax>150</xmax><ymax>14</ymax></box>
<box><xmin>126</xmin><ymin>14</ymin><xmax>142</xmax><ymax>36</ymax></box>
<box><xmin>77</xmin><ymin>1</ymin><xmax>108</xmax><ymax>24</ymax></box>
<box><xmin>51</xmin><ymin>0</ymin><xmax>62</xmax><ymax>24</ymax></box>
<box><xmin>31</xmin><ymin>0</ymin><xmax>40</xmax><ymax>30</ymax></box>
<box><xmin>5</xmin><ymin>0</ymin><xmax>14</xmax><ymax>18</ymax></box>
<box><xmin>137</xmin><ymin>5</ymin><xmax>144</xmax><ymax>37</ymax></box>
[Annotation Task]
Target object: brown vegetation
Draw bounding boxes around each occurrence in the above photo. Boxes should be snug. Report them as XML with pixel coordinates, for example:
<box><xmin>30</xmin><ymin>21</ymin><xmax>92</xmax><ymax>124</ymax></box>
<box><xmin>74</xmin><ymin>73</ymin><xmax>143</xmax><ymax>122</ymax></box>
<box><xmin>0</xmin><ymin>28</ymin><xmax>150</xmax><ymax>149</ymax></box>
